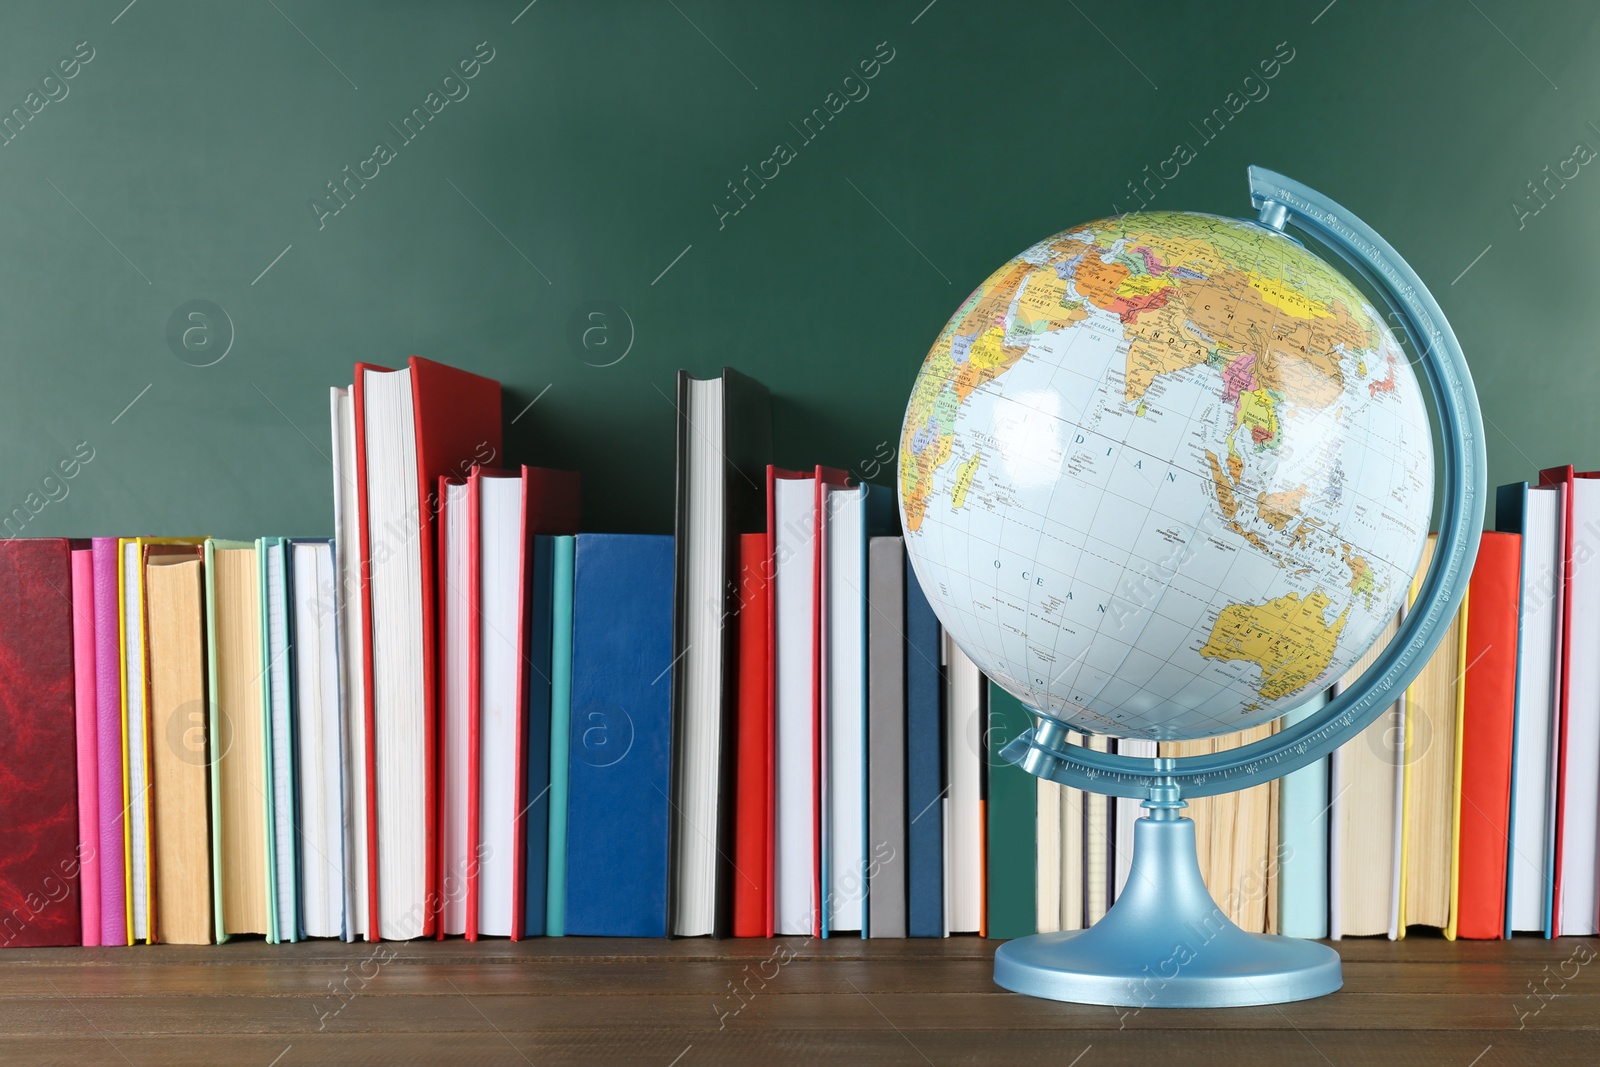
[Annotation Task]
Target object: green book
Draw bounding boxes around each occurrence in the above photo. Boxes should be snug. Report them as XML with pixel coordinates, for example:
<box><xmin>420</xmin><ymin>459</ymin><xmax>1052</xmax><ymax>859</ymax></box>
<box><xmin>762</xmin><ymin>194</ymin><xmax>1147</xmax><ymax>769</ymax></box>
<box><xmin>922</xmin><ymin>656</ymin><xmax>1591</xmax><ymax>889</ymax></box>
<box><xmin>545</xmin><ymin>536</ymin><xmax>576</xmax><ymax>937</ymax></box>
<box><xmin>986</xmin><ymin>681</ymin><xmax>1037</xmax><ymax>940</ymax></box>
<box><xmin>257</xmin><ymin>537</ymin><xmax>299</xmax><ymax>944</ymax></box>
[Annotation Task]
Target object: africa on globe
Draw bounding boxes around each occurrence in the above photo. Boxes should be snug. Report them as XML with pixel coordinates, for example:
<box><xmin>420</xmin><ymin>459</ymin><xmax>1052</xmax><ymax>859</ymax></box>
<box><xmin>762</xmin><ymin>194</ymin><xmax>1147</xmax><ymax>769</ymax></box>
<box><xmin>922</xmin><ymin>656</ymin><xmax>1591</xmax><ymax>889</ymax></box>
<box><xmin>898</xmin><ymin>210</ymin><xmax>1433</xmax><ymax>741</ymax></box>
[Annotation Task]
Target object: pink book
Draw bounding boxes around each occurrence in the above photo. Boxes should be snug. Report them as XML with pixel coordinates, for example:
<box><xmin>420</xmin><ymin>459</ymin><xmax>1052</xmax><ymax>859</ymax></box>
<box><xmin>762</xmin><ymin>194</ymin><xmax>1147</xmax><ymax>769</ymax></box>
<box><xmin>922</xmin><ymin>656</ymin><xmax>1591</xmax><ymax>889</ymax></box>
<box><xmin>91</xmin><ymin>537</ymin><xmax>127</xmax><ymax>946</ymax></box>
<box><xmin>71</xmin><ymin>549</ymin><xmax>101</xmax><ymax>947</ymax></box>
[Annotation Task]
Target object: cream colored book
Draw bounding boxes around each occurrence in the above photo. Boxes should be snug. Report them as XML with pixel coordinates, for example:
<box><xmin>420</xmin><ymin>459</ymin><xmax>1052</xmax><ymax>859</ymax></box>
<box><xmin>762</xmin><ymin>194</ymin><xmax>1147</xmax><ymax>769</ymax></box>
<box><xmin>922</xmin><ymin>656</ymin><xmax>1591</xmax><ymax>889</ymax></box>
<box><xmin>146</xmin><ymin>553</ymin><xmax>212</xmax><ymax>944</ymax></box>
<box><xmin>1162</xmin><ymin>725</ymin><xmax>1276</xmax><ymax>933</ymax></box>
<box><xmin>1329</xmin><ymin>610</ymin><xmax>1403</xmax><ymax>938</ymax></box>
<box><xmin>1400</xmin><ymin>535</ymin><xmax>1466</xmax><ymax>937</ymax></box>
<box><xmin>1060</xmin><ymin>731</ymin><xmax>1085</xmax><ymax>932</ymax></box>
<box><xmin>1083</xmin><ymin>734</ymin><xmax>1111</xmax><ymax>925</ymax></box>
<box><xmin>204</xmin><ymin>540</ymin><xmax>270</xmax><ymax>940</ymax></box>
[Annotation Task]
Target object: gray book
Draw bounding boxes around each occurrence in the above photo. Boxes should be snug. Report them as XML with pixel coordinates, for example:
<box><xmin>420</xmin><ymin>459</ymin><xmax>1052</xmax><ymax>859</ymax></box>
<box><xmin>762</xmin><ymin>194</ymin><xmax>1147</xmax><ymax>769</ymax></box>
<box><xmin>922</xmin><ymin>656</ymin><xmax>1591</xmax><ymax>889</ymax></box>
<box><xmin>866</xmin><ymin>536</ymin><xmax>907</xmax><ymax>937</ymax></box>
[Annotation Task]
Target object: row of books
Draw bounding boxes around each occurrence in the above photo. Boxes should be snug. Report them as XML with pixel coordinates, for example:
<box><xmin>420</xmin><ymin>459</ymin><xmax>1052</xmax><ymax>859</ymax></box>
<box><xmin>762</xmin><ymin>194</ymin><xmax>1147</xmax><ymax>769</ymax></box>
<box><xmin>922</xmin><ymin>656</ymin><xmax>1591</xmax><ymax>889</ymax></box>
<box><xmin>1008</xmin><ymin>470</ymin><xmax>1596</xmax><ymax>944</ymax></box>
<box><xmin>3</xmin><ymin>353</ymin><xmax>1587</xmax><ymax>946</ymax></box>
<box><xmin>0</xmin><ymin>359</ymin><xmax>1008</xmax><ymax>945</ymax></box>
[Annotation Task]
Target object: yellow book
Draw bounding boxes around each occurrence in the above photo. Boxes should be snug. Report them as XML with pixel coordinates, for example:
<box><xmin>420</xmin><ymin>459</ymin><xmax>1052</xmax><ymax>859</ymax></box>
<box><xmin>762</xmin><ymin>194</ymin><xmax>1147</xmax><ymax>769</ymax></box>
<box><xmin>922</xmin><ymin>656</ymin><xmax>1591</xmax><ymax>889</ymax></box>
<box><xmin>204</xmin><ymin>539</ymin><xmax>271</xmax><ymax>941</ymax></box>
<box><xmin>117</xmin><ymin>536</ymin><xmax>204</xmax><ymax>945</ymax></box>
<box><xmin>146</xmin><ymin>551</ymin><xmax>213</xmax><ymax>944</ymax></box>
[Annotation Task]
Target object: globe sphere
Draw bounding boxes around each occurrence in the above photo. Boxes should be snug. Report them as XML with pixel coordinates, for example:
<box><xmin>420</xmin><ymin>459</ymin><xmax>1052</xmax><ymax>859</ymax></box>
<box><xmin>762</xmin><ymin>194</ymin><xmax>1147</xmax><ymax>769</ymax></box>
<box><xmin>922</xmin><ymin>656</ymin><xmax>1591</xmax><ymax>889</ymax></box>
<box><xmin>899</xmin><ymin>210</ymin><xmax>1433</xmax><ymax>741</ymax></box>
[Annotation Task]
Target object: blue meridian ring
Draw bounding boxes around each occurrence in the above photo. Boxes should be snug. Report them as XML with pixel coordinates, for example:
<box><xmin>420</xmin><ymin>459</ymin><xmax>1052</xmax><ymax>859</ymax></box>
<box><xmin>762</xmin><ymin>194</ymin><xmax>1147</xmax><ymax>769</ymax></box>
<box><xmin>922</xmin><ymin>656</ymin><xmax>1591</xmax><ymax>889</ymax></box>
<box><xmin>1003</xmin><ymin>166</ymin><xmax>1486</xmax><ymax>800</ymax></box>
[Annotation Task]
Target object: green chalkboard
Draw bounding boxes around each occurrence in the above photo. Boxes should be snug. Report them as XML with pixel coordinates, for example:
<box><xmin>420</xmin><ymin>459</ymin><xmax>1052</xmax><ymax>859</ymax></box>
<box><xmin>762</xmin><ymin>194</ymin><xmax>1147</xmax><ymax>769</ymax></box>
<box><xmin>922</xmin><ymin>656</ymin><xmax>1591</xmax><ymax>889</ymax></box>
<box><xmin>1</xmin><ymin>0</ymin><xmax>1593</xmax><ymax>538</ymax></box>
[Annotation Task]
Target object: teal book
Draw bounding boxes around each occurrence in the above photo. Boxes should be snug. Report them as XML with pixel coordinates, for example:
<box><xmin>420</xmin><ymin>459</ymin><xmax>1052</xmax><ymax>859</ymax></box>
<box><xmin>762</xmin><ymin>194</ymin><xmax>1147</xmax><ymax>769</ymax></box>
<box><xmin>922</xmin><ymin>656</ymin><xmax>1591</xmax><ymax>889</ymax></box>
<box><xmin>985</xmin><ymin>681</ymin><xmax>1036</xmax><ymax>940</ymax></box>
<box><xmin>257</xmin><ymin>537</ymin><xmax>298</xmax><ymax>944</ymax></box>
<box><xmin>1277</xmin><ymin>691</ymin><xmax>1330</xmax><ymax>939</ymax></box>
<box><xmin>545</xmin><ymin>536</ymin><xmax>575</xmax><ymax>937</ymax></box>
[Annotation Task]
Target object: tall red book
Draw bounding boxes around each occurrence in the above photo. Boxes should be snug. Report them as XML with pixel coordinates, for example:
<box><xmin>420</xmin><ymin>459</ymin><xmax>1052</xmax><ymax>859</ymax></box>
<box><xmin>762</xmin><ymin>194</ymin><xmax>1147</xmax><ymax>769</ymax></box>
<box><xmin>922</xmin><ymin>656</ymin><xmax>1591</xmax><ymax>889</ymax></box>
<box><xmin>462</xmin><ymin>465</ymin><xmax>579</xmax><ymax>941</ymax></box>
<box><xmin>731</xmin><ymin>532</ymin><xmax>771</xmax><ymax>937</ymax></box>
<box><xmin>352</xmin><ymin>356</ymin><xmax>502</xmax><ymax>940</ymax></box>
<box><xmin>1456</xmin><ymin>530</ymin><xmax>1522</xmax><ymax>939</ymax></box>
<box><xmin>0</xmin><ymin>539</ymin><xmax>82</xmax><ymax>948</ymax></box>
<box><xmin>1538</xmin><ymin>465</ymin><xmax>1600</xmax><ymax>936</ymax></box>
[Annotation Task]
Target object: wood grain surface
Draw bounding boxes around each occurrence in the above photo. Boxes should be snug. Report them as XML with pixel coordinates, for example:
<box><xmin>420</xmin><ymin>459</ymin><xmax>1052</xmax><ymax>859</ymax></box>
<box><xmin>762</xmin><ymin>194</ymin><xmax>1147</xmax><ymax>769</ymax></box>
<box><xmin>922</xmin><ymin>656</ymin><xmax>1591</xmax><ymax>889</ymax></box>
<box><xmin>0</xmin><ymin>935</ymin><xmax>1592</xmax><ymax>1065</ymax></box>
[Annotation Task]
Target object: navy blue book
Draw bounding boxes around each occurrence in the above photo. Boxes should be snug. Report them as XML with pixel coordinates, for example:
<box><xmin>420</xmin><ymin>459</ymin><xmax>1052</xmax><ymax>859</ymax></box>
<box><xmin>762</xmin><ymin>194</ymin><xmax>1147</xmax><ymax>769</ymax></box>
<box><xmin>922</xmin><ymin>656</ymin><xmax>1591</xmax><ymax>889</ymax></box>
<box><xmin>904</xmin><ymin>557</ymin><xmax>945</xmax><ymax>938</ymax></box>
<box><xmin>564</xmin><ymin>533</ymin><xmax>675</xmax><ymax>937</ymax></box>
<box><xmin>522</xmin><ymin>535</ymin><xmax>555</xmax><ymax>937</ymax></box>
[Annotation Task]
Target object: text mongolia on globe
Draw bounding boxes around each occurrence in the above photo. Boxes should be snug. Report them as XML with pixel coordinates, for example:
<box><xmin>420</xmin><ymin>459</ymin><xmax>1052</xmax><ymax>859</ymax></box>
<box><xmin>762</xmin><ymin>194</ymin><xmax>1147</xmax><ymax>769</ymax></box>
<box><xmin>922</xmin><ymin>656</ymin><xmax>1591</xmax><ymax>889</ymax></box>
<box><xmin>898</xmin><ymin>211</ymin><xmax>1433</xmax><ymax>741</ymax></box>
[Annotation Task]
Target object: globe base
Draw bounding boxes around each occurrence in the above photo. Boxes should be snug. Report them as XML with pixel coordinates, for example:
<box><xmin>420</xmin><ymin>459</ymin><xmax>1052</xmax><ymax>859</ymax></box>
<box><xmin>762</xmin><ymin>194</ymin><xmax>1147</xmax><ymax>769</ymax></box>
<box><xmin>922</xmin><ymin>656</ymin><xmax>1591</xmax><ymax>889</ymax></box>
<box><xmin>994</xmin><ymin>812</ymin><xmax>1341</xmax><ymax>1007</ymax></box>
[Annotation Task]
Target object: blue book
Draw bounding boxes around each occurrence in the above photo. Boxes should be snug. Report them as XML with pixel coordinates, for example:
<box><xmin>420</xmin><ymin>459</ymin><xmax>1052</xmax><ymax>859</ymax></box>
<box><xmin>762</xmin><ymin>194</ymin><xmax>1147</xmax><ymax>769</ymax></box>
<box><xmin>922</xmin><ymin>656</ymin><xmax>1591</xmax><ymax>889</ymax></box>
<box><xmin>904</xmin><ymin>555</ymin><xmax>945</xmax><ymax>938</ymax></box>
<box><xmin>522</xmin><ymin>535</ymin><xmax>555</xmax><ymax>937</ymax></box>
<box><xmin>1276</xmin><ymin>691</ymin><xmax>1330</xmax><ymax>939</ymax></box>
<box><xmin>564</xmin><ymin>534</ymin><xmax>675</xmax><ymax>937</ymax></box>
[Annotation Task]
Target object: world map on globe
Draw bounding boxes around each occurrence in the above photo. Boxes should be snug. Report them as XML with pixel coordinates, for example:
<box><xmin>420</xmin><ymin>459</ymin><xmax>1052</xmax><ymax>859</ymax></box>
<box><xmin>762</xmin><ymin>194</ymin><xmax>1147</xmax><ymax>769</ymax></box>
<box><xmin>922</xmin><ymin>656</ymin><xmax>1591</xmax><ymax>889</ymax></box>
<box><xmin>898</xmin><ymin>210</ymin><xmax>1434</xmax><ymax>740</ymax></box>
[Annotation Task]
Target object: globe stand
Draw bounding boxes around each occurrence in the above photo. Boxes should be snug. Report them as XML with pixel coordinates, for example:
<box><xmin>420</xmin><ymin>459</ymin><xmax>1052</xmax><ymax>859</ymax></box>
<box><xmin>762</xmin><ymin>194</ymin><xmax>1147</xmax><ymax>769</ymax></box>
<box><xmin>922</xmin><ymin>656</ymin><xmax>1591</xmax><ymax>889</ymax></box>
<box><xmin>993</xmin><ymin>796</ymin><xmax>1341</xmax><ymax>1007</ymax></box>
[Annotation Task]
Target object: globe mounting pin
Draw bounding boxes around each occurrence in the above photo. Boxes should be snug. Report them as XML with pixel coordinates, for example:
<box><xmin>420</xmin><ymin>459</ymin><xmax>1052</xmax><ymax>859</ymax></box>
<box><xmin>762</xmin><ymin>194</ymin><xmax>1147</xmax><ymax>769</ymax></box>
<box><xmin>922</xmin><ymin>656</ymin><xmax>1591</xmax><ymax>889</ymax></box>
<box><xmin>1257</xmin><ymin>199</ymin><xmax>1289</xmax><ymax>231</ymax></box>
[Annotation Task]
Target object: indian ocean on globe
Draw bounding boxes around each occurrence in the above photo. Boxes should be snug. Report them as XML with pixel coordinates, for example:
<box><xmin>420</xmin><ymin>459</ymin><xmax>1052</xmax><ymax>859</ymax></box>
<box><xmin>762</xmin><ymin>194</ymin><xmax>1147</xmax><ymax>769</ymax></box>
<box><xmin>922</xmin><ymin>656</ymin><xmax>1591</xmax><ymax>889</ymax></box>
<box><xmin>898</xmin><ymin>209</ymin><xmax>1434</xmax><ymax>742</ymax></box>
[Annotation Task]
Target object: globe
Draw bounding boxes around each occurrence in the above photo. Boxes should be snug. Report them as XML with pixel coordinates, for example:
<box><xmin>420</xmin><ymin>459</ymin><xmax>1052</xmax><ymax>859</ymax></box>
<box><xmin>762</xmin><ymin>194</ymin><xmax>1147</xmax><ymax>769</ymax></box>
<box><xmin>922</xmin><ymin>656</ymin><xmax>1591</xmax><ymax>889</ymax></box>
<box><xmin>898</xmin><ymin>209</ymin><xmax>1435</xmax><ymax>742</ymax></box>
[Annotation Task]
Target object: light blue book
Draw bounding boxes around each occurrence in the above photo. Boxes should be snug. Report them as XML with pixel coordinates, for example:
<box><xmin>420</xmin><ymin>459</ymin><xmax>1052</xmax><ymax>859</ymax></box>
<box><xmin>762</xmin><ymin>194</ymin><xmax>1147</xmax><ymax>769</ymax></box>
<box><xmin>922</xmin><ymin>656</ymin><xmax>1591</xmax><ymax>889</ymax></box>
<box><xmin>1277</xmin><ymin>691</ymin><xmax>1330</xmax><ymax>939</ymax></box>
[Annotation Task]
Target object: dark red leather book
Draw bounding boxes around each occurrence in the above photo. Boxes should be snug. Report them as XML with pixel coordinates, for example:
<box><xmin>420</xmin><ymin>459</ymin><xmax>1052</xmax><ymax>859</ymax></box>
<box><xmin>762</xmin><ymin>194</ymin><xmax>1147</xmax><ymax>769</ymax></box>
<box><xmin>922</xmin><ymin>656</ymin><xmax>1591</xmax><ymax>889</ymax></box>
<box><xmin>0</xmin><ymin>538</ymin><xmax>82</xmax><ymax>947</ymax></box>
<box><xmin>1457</xmin><ymin>531</ymin><xmax>1521</xmax><ymax>939</ymax></box>
<box><xmin>731</xmin><ymin>532</ymin><xmax>770</xmax><ymax>937</ymax></box>
<box><xmin>354</xmin><ymin>356</ymin><xmax>502</xmax><ymax>940</ymax></box>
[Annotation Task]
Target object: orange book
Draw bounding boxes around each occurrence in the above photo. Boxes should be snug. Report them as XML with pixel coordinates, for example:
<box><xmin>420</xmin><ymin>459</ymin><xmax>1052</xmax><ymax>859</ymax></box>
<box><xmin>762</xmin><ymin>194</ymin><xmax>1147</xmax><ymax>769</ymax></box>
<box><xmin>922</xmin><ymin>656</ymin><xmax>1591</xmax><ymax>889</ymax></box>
<box><xmin>1456</xmin><ymin>531</ymin><xmax>1522</xmax><ymax>939</ymax></box>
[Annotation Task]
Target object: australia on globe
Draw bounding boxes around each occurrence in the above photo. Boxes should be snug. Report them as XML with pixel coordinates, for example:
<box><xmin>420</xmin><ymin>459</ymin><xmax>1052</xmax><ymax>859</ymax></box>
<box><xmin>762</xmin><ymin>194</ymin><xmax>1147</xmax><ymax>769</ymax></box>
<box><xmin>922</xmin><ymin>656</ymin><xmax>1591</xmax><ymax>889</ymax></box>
<box><xmin>898</xmin><ymin>210</ymin><xmax>1433</xmax><ymax>741</ymax></box>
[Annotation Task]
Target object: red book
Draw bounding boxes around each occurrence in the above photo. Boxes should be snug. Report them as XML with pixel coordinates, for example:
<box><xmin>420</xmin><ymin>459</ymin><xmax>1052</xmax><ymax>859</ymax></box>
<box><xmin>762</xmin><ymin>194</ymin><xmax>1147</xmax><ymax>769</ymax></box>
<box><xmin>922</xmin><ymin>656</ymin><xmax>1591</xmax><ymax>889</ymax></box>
<box><xmin>510</xmin><ymin>466</ymin><xmax>580</xmax><ymax>942</ymax></box>
<box><xmin>353</xmin><ymin>356</ymin><xmax>502</xmax><ymax>940</ymax></box>
<box><xmin>811</xmin><ymin>465</ymin><xmax>851</xmax><ymax>938</ymax></box>
<box><xmin>436</xmin><ymin>473</ymin><xmax>466</xmax><ymax>942</ymax></box>
<box><xmin>1456</xmin><ymin>531</ymin><xmax>1522</xmax><ymax>939</ymax></box>
<box><xmin>731</xmin><ymin>532</ymin><xmax>771</xmax><ymax>937</ymax></box>
<box><xmin>465</xmin><ymin>470</ymin><xmax>485</xmax><ymax>942</ymax></box>
<box><xmin>463</xmin><ymin>466</ymin><xmax>580</xmax><ymax>940</ymax></box>
<box><xmin>0</xmin><ymin>539</ymin><xmax>82</xmax><ymax>947</ymax></box>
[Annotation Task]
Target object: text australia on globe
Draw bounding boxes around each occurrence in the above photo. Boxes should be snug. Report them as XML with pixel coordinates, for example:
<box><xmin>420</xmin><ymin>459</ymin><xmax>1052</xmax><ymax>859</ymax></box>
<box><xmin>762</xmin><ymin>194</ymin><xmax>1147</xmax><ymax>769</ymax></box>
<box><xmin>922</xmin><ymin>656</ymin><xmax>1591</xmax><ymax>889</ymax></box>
<box><xmin>898</xmin><ymin>211</ymin><xmax>1433</xmax><ymax>740</ymax></box>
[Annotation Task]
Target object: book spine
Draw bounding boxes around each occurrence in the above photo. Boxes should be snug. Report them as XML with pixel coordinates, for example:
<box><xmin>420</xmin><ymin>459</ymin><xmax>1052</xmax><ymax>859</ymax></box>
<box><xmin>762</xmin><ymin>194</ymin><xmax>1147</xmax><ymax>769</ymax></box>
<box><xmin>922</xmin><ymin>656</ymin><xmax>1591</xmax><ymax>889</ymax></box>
<box><xmin>544</xmin><ymin>536</ymin><xmax>575</xmax><ymax>937</ymax></box>
<box><xmin>71</xmin><ymin>550</ymin><xmax>102</xmax><ymax>947</ymax></box>
<box><xmin>92</xmin><ymin>537</ymin><xmax>128</xmax><ymax>947</ymax></box>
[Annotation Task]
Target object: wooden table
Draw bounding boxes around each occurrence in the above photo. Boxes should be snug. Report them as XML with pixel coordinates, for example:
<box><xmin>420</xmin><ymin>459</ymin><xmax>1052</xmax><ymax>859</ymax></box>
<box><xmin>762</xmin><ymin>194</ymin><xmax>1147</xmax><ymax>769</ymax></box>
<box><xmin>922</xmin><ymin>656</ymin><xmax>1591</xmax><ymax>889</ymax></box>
<box><xmin>1</xmin><ymin>935</ymin><xmax>1591</xmax><ymax>1065</ymax></box>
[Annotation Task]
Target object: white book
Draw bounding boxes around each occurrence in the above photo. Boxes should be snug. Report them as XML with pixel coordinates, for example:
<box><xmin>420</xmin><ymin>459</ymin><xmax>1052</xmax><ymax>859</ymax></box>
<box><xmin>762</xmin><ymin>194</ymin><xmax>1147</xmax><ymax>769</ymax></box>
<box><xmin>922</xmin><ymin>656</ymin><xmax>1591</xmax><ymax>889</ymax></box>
<box><xmin>673</xmin><ymin>376</ymin><xmax>727</xmax><ymax>937</ymax></box>
<box><xmin>121</xmin><ymin>542</ymin><xmax>151</xmax><ymax>943</ymax></box>
<box><xmin>477</xmin><ymin>473</ymin><xmax>524</xmax><ymax>937</ymax></box>
<box><xmin>264</xmin><ymin>540</ymin><xmax>296</xmax><ymax>941</ymax></box>
<box><xmin>439</xmin><ymin>479</ymin><xmax>472</xmax><ymax>937</ymax></box>
<box><xmin>292</xmin><ymin>541</ymin><xmax>346</xmax><ymax>939</ymax></box>
<box><xmin>330</xmin><ymin>386</ymin><xmax>368</xmax><ymax>941</ymax></box>
<box><xmin>824</xmin><ymin>484</ymin><xmax>866</xmax><ymax>933</ymax></box>
<box><xmin>1113</xmin><ymin>738</ymin><xmax>1157</xmax><ymax>899</ymax></box>
<box><xmin>1509</xmin><ymin>484</ymin><xmax>1562</xmax><ymax>933</ymax></box>
<box><xmin>1560</xmin><ymin>479</ymin><xmax>1600</xmax><ymax>935</ymax></box>
<box><xmin>944</xmin><ymin>635</ymin><xmax>982</xmax><ymax>933</ymax></box>
<box><xmin>361</xmin><ymin>367</ymin><xmax>428</xmax><ymax>939</ymax></box>
<box><xmin>773</xmin><ymin>473</ymin><xmax>817</xmax><ymax>935</ymax></box>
